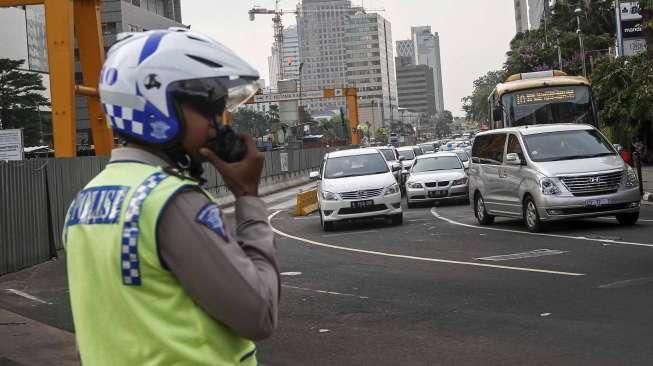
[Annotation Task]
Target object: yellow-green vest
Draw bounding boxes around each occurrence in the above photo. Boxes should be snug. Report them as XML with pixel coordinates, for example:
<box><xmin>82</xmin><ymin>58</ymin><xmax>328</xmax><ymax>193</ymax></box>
<box><xmin>64</xmin><ymin>162</ymin><xmax>257</xmax><ymax>366</ymax></box>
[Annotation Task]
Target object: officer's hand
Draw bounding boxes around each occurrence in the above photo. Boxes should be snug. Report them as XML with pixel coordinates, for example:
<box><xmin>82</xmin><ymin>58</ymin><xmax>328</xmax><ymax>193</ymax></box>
<box><xmin>200</xmin><ymin>135</ymin><xmax>264</xmax><ymax>198</ymax></box>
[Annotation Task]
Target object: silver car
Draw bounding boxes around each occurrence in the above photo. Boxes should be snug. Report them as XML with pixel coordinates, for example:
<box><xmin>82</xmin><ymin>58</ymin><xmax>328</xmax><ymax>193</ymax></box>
<box><xmin>406</xmin><ymin>152</ymin><xmax>469</xmax><ymax>208</ymax></box>
<box><xmin>469</xmin><ymin>124</ymin><xmax>641</xmax><ymax>232</ymax></box>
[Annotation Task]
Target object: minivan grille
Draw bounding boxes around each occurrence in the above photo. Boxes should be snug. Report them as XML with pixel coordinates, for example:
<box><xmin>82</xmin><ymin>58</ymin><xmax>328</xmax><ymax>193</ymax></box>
<box><xmin>559</xmin><ymin>171</ymin><xmax>623</xmax><ymax>196</ymax></box>
<box><xmin>339</xmin><ymin>188</ymin><xmax>384</xmax><ymax>200</ymax></box>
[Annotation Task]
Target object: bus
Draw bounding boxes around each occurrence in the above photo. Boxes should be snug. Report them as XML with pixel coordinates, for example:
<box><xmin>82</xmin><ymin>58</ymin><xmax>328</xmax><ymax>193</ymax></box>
<box><xmin>488</xmin><ymin>70</ymin><xmax>597</xmax><ymax>129</ymax></box>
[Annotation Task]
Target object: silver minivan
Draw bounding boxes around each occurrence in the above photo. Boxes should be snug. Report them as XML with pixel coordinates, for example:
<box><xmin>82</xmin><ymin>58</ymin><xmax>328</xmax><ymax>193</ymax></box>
<box><xmin>468</xmin><ymin>124</ymin><xmax>641</xmax><ymax>232</ymax></box>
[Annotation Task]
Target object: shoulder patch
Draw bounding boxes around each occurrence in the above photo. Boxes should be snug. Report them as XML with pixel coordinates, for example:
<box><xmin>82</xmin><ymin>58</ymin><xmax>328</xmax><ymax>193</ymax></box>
<box><xmin>196</xmin><ymin>203</ymin><xmax>229</xmax><ymax>242</ymax></box>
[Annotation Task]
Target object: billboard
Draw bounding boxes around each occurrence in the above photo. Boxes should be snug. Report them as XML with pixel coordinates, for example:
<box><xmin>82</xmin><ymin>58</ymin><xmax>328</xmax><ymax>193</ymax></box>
<box><xmin>0</xmin><ymin>129</ymin><xmax>24</xmax><ymax>161</ymax></box>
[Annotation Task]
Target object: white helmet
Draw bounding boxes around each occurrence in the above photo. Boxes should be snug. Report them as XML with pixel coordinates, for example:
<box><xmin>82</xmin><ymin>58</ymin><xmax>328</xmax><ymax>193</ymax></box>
<box><xmin>99</xmin><ymin>27</ymin><xmax>260</xmax><ymax>146</ymax></box>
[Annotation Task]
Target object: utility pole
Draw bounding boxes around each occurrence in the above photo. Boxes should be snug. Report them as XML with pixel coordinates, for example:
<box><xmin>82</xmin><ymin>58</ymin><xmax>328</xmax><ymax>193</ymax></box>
<box><xmin>575</xmin><ymin>7</ymin><xmax>588</xmax><ymax>78</ymax></box>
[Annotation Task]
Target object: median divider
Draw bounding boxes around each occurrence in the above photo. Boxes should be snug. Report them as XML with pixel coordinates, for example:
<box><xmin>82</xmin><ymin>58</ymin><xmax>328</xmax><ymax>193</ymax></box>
<box><xmin>295</xmin><ymin>189</ymin><xmax>319</xmax><ymax>216</ymax></box>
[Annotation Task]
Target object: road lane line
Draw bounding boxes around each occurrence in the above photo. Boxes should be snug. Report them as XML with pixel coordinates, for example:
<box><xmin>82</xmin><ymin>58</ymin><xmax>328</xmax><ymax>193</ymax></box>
<box><xmin>431</xmin><ymin>208</ymin><xmax>653</xmax><ymax>248</ymax></box>
<box><xmin>598</xmin><ymin>277</ymin><xmax>653</xmax><ymax>289</ymax></box>
<box><xmin>282</xmin><ymin>284</ymin><xmax>370</xmax><ymax>299</ymax></box>
<box><xmin>477</xmin><ymin>249</ymin><xmax>568</xmax><ymax>261</ymax></box>
<box><xmin>269</xmin><ymin>211</ymin><xmax>585</xmax><ymax>277</ymax></box>
<box><xmin>5</xmin><ymin>289</ymin><xmax>51</xmax><ymax>305</ymax></box>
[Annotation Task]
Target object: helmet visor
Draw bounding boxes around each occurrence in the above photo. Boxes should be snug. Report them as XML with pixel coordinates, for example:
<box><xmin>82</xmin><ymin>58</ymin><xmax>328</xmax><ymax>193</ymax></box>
<box><xmin>168</xmin><ymin>76</ymin><xmax>260</xmax><ymax>117</ymax></box>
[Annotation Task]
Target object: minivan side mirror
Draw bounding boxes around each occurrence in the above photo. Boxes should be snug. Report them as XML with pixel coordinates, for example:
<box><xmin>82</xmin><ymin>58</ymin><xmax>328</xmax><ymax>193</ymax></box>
<box><xmin>309</xmin><ymin>171</ymin><xmax>321</xmax><ymax>180</ymax></box>
<box><xmin>398</xmin><ymin>156</ymin><xmax>405</xmax><ymax>161</ymax></box>
<box><xmin>505</xmin><ymin>153</ymin><xmax>522</xmax><ymax>165</ymax></box>
<box><xmin>391</xmin><ymin>162</ymin><xmax>402</xmax><ymax>172</ymax></box>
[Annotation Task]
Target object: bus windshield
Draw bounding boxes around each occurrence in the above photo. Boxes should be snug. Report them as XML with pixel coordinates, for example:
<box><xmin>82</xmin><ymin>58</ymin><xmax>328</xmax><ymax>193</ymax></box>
<box><xmin>501</xmin><ymin>85</ymin><xmax>594</xmax><ymax>126</ymax></box>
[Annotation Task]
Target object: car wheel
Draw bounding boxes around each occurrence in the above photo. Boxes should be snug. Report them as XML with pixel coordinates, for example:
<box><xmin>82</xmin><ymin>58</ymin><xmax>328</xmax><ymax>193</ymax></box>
<box><xmin>523</xmin><ymin>196</ymin><xmax>543</xmax><ymax>233</ymax></box>
<box><xmin>320</xmin><ymin>212</ymin><xmax>334</xmax><ymax>232</ymax></box>
<box><xmin>616</xmin><ymin>212</ymin><xmax>639</xmax><ymax>225</ymax></box>
<box><xmin>390</xmin><ymin>213</ymin><xmax>403</xmax><ymax>226</ymax></box>
<box><xmin>474</xmin><ymin>193</ymin><xmax>494</xmax><ymax>225</ymax></box>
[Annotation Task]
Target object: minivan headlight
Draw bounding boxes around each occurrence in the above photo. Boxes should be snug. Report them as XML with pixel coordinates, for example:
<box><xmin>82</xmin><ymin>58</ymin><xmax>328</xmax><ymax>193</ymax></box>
<box><xmin>321</xmin><ymin>191</ymin><xmax>340</xmax><ymax>201</ymax></box>
<box><xmin>623</xmin><ymin>167</ymin><xmax>639</xmax><ymax>188</ymax></box>
<box><xmin>540</xmin><ymin>178</ymin><xmax>561</xmax><ymax>195</ymax></box>
<box><xmin>385</xmin><ymin>183</ymin><xmax>400</xmax><ymax>195</ymax></box>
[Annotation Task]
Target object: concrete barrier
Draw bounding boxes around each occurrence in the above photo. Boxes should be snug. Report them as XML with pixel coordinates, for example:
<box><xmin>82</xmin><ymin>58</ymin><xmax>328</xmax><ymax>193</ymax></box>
<box><xmin>294</xmin><ymin>189</ymin><xmax>319</xmax><ymax>216</ymax></box>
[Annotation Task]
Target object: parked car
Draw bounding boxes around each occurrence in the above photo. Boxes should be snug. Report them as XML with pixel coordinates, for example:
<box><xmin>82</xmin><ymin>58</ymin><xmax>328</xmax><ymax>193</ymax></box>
<box><xmin>405</xmin><ymin>152</ymin><xmax>469</xmax><ymax>208</ymax></box>
<box><xmin>311</xmin><ymin>148</ymin><xmax>403</xmax><ymax>231</ymax></box>
<box><xmin>397</xmin><ymin>146</ymin><xmax>417</xmax><ymax>183</ymax></box>
<box><xmin>419</xmin><ymin>142</ymin><xmax>436</xmax><ymax>154</ymax></box>
<box><xmin>469</xmin><ymin>124</ymin><xmax>641</xmax><ymax>232</ymax></box>
<box><xmin>375</xmin><ymin>146</ymin><xmax>404</xmax><ymax>185</ymax></box>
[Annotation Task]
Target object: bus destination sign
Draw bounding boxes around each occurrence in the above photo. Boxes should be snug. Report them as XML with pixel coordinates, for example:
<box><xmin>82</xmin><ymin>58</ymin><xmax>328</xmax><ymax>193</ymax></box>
<box><xmin>516</xmin><ymin>88</ymin><xmax>576</xmax><ymax>105</ymax></box>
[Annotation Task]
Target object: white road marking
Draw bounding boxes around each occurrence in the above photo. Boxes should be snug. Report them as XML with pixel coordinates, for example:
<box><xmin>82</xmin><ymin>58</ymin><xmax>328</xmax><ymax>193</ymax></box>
<box><xmin>5</xmin><ymin>289</ymin><xmax>51</xmax><ymax>305</ymax></box>
<box><xmin>540</xmin><ymin>313</ymin><xmax>552</xmax><ymax>317</ymax></box>
<box><xmin>431</xmin><ymin>208</ymin><xmax>653</xmax><ymax>248</ymax></box>
<box><xmin>598</xmin><ymin>277</ymin><xmax>653</xmax><ymax>289</ymax></box>
<box><xmin>477</xmin><ymin>249</ymin><xmax>567</xmax><ymax>262</ymax></box>
<box><xmin>281</xmin><ymin>271</ymin><xmax>302</xmax><ymax>276</ymax></box>
<box><xmin>322</xmin><ymin>230</ymin><xmax>378</xmax><ymax>238</ymax></box>
<box><xmin>282</xmin><ymin>284</ymin><xmax>370</xmax><ymax>299</ymax></box>
<box><xmin>269</xmin><ymin>211</ymin><xmax>585</xmax><ymax>277</ymax></box>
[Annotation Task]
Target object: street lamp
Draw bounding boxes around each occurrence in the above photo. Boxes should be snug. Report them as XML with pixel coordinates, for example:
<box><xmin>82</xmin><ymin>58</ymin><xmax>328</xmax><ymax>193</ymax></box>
<box><xmin>575</xmin><ymin>7</ymin><xmax>587</xmax><ymax>78</ymax></box>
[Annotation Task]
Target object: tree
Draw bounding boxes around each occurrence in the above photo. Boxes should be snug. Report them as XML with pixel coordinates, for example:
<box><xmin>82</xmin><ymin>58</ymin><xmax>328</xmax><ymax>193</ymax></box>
<box><xmin>462</xmin><ymin>70</ymin><xmax>505</xmax><ymax>124</ymax></box>
<box><xmin>592</xmin><ymin>53</ymin><xmax>653</xmax><ymax>147</ymax></box>
<box><xmin>434</xmin><ymin>110</ymin><xmax>453</xmax><ymax>138</ymax></box>
<box><xmin>0</xmin><ymin>59</ymin><xmax>50</xmax><ymax>146</ymax></box>
<box><xmin>642</xmin><ymin>2</ymin><xmax>653</xmax><ymax>59</ymax></box>
<box><xmin>231</xmin><ymin>108</ymin><xmax>268</xmax><ymax>137</ymax></box>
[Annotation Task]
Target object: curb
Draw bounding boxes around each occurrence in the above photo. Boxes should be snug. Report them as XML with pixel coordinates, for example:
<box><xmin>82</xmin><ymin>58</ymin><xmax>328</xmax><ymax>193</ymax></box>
<box><xmin>214</xmin><ymin>176</ymin><xmax>313</xmax><ymax>209</ymax></box>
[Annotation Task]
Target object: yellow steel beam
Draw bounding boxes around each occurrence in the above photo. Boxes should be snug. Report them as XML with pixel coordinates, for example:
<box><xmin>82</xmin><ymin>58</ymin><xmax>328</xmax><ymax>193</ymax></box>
<box><xmin>74</xmin><ymin>0</ymin><xmax>112</xmax><ymax>155</ymax></box>
<box><xmin>345</xmin><ymin>88</ymin><xmax>360</xmax><ymax>145</ymax></box>
<box><xmin>0</xmin><ymin>0</ymin><xmax>44</xmax><ymax>6</ymax></box>
<box><xmin>45</xmin><ymin>0</ymin><xmax>76</xmax><ymax>157</ymax></box>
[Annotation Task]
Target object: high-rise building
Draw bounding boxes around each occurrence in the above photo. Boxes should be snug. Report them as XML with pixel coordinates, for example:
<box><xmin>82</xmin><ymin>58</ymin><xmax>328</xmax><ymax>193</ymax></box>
<box><xmin>297</xmin><ymin>0</ymin><xmax>352</xmax><ymax>113</ymax></box>
<box><xmin>74</xmin><ymin>0</ymin><xmax>184</xmax><ymax>144</ymax></box>
<box><xmin>344</xmin><ymin>10</ymin><xmax>397</xmax><ymax>129</ymax></box>
<box><xmin>396</xmin><ymin>62</ymin><xmax>436</xmax><ymax>116</ymax></box>
<box><xmin>268</xmin><ymin>25</ymin><xmax>300</xmax><ymax>91</ymax></box>
<box><xmin>396</xmin><ymin>39</ymin><xmax>415</xmax><ymax>64</ymax></box>
<box><xmin>514</xmin><ymin>0</ymin><xmax>529</xmax><ymax>33</ymax></box>
<box><xmin>411</xmin><ymin>26</ymin><xmax>444</xmax><ymax>113</ymax></box>
<box><xmin>514</xmin><ymin>0</ymin><xmax>550</xmax><ymax>33</ymax></box>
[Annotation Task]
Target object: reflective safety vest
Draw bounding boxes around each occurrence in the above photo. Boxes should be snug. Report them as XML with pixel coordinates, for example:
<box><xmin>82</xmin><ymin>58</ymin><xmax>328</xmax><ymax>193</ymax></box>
<box><xmin>64</xmin><ymin>162</ymin><xmax>257</xmax><ymax>366</ymax></box>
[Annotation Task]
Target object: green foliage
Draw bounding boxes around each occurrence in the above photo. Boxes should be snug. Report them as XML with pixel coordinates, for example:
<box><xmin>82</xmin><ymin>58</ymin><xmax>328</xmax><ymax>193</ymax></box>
<box><xmin>592</xmin><ymin>53</ymin><xmax>653</xmax><ymax>138</ymax></box>
<box><xmin>231</xmin><ymin>108</ymin><xmax>269</xmax><ymax>136</ymax></box>
<box><xmin>462</xmin><ymin>70</ymin><xmax>505</xmax><ymax>123</ymax></box>
<box><xmin>0</xmin><ymin>58</ymin><xmax>50</xmax><ymax>146</ymax></box>
<box><xmin>434</xmin><ymin>110</ymin><xmax>453</xmax><ymax>138</ymax></box>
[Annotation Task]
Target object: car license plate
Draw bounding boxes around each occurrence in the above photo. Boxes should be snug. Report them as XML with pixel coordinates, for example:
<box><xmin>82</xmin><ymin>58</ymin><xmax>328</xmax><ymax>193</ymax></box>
<box><xmin>585</xmin><ymin>198</ymin><xmax>609</xmax><ymax>208</ymax></box>
<box><xmin>351</xmin><ymin>200</ymin><xmax>374</xmax><ymax>209</ymax></box>
<box><xmin>428</xmin><ymin>190</ymin><xmax>447</xmax><ymax>198</ymax></box>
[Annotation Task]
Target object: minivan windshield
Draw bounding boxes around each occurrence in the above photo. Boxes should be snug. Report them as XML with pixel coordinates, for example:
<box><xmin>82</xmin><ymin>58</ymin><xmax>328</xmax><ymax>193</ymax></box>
<box><xmin>412</xmin><ymin>156</ymin><xmax>462</xmax><ymax>172</ymax></box>
<box><xmin>522</xmin><ymin>129</ymin><xmax>616</xmax><ymax>162</ymax></box>
<box><xmin>398</xmin><ymin>149</ymin><xmax>415</xmax><ymax>160</ymax></box>
<box><xmin>324</xmin><ymin>153</ymin><xmax>389</xmax><ymax>179</ymax></box>
<box><xmin>378</xmin><ymin>149</ymin><xmax>396</xmax><ymax>162</ymax></box>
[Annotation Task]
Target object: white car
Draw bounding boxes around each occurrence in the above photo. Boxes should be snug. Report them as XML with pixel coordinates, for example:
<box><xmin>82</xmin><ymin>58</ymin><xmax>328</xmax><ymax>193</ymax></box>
<box><xmin>452</xmin><ymin>150</ymin><xmax>471</xmax><ymax>170</ymax></box>
<box><xmin>397</xmin><ymin>146</ymin><xmax>417</xmax><ymax>173</ymax></box>
<box><xmin>375</xmin><ymin>146</ymin><xmax>403</xmax><ymax>185</ymax></box>
<box><xmin>311</xmin><ymin>148</ymin><xmax>403</xmax><ymax>231</ymax></box>
<box><xmin>406</xmin><ymin>152</ymin><xmax>469</xmax><ymax>208</ymax></box>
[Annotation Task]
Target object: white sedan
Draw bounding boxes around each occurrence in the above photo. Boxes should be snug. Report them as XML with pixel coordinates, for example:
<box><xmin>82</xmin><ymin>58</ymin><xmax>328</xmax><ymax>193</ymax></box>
<box><xmin>311</xmin><ymin>148</ymin><xmax>403</xmax><ymax>231</ymax></box>
<box><xmin>405</xmin><ymin>152</ymin><xmax>469</xmax><ymax>208</ymax></box>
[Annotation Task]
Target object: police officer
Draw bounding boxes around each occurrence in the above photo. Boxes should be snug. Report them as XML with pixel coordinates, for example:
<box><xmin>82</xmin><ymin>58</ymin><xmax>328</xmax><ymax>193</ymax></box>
<box><xmin>64</xmin><ymin>28</ymin><xmax>279</xmax><ymax>365</ymax></box>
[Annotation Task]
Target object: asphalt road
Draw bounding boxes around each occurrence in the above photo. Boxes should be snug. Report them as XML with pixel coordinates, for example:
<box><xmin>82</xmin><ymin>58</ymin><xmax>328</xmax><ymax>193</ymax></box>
<box><xmin>259</xmin><ymin>201</ymin><xmax>653</xmax><ymax>365</ymax></box>
<box><xmin>2</xmin><ymin>196</ymin><xmax>653</xmax><ymax>365</ymax></box>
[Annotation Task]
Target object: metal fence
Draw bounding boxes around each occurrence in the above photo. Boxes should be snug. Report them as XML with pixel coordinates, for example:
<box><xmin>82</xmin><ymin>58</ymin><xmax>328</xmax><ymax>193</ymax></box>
<box><xmin>0</xmin><ymin>147</ymin><xmax>326</xmax><ymax>275</ymax></box>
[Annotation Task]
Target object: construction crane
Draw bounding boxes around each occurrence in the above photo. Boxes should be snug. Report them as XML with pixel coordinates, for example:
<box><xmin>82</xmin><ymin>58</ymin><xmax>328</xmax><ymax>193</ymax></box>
<box><xmin>248</xmin><ymin>1</ymin><xmax>384</xmax><ymax>83</ymax></box>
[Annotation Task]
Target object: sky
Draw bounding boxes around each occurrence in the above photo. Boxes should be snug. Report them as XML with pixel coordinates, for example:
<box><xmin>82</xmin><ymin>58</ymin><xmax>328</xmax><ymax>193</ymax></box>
<box><xmin>181</xmin><ymin>0</ymin><xmax>517</xmax><ymax>117</ymax></box>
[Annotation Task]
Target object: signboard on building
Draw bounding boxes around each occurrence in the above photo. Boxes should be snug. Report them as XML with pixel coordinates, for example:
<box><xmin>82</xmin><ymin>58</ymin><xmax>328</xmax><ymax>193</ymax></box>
<box><xmin>622</xmin><ymin>20</ymin><xmax>644</xmax><ymax>38</ymax></box>
<box><xmin>0</xmin><ymin>129</ymin><xmax>24</xmax><ymax>161</ymax></box>
<box><xmin>620</xmin><ymin>2</ymin><xmax>642</xmax><ymax>21</ymax></box>
<box><xmin>623</xmin><ymin>38</ymin><xmax>648</xmax><ymax>56</ymax></box>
